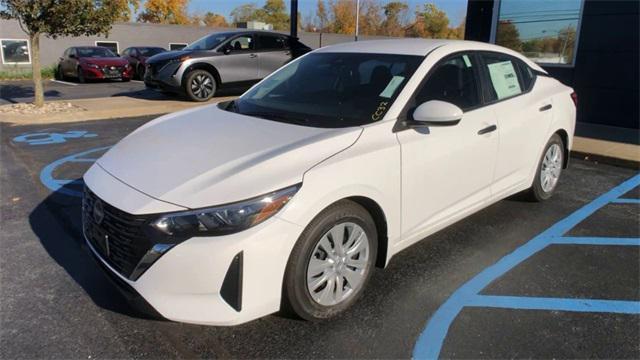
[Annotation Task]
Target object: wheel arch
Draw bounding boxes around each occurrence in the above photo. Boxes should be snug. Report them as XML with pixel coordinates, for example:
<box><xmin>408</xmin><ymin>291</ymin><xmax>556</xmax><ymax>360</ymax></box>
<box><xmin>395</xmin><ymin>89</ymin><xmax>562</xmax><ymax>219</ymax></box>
<box><xmin>553</xmin><ymin>128</ymin><xmax>570</xmax><ymax>169</ymax></box>
<box><xmin>181</xmin><ymin>62</ymin><xmax>221</xmax><ymax>87</ymax></box>
<box><xmin>345</xmin><ymin>196</ymin><xmax>389</xmax><ymax>269</ymax></box>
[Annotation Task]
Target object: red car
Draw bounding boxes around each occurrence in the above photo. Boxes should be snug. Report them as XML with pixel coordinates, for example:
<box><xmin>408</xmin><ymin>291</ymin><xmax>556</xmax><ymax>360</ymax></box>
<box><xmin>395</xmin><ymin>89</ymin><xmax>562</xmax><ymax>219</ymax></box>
<box><xmin>56</xmin><ymin>46</ymin><xmax>133</xmax><ymax>83</ymax></box>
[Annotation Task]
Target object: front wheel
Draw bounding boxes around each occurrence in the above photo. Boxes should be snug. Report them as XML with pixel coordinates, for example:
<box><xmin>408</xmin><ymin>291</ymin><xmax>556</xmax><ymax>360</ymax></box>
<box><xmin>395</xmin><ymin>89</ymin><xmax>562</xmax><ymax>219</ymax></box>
<box><xmin>283</xmin><ymin>200</ymin><xmax>377</xmax><ymax>321</ymax></box>
<box><xmin>184</xmin><ymin>69</ymin><xmax>216</xmax><ymax>102</ymax></box>
<box><xmin>77</xmin><ymin>67</ymin><xmax>85</xmax><ymax>83</ymax></box>
<box><xmin>526</xmin><ymin>134</ymin><xmax>565</xmax><ymax>201</ymax></box>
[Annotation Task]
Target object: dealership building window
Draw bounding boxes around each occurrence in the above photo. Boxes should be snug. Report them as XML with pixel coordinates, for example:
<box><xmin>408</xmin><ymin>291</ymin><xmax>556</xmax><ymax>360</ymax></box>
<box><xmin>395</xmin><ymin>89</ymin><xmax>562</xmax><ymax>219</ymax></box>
<box><xmin>1</xmin><ymin>39</ymin><xmax>31</xmax><ymax>64</ymax></box>
<box><xmin>169</xmin><ymin>43</ymin><xmax>188</xmax><ymax>51</ymax></box>
<box><xmin>492</xmin><ymin>0</ymin><xmax>584</xmax><ymax>65</ymax></box>
<box><xmin>95</xmin><ymin>41</ymin><xmax>119</xmax><ymax>55</ymax></box>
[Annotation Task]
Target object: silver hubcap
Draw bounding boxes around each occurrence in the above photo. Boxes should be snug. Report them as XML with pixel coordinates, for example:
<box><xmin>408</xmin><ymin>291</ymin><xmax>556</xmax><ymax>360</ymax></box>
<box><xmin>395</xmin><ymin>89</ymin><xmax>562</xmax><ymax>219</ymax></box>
<box><xmin>306</xmin><ymin>222</ymin><xmax>370</xmax><ymax>306</ymax></box>
<box><xmin>191</xmin><ymin>74</ymin><xmax>214</xmax><ymax>99</ymax></box>
<box><xmin>541</xmin><ymin>143</ymin><xmax>562</xmax><ymax>192</ymax></box>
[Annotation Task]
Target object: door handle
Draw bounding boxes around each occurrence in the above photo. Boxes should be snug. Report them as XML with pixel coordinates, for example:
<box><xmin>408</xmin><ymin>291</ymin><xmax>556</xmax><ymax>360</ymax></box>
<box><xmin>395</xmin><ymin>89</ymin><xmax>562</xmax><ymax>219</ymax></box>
<box><xmin>539</xmin><ymin>104</ymin><xmax>552</xmax><ymax>112</ymax></box>
<box><xmin>249</xmin><ymin>53</ymin><xmax>258</xmax><ymax>58</ymax></box>
<box><xmin>478</xmin><ymin>124</ymin><xmax>497</xmax><ymax>135</ymax></box>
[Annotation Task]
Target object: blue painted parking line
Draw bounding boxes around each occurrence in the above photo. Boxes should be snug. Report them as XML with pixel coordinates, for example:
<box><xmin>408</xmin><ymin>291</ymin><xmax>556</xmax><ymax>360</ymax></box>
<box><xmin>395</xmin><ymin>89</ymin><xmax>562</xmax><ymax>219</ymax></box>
<box><xmin>611</xmin><ymin>198</ymin><xmax>640</xmax><ymax>204</ymax></box>
<box><xmin>467</xmin><ymin>295</ymin><xmax>640</xmax><ymax>314</ymax></box>
<box><xmin>413</xmin><ymin>173</ymin><xmax>640</xmax><ymax>359</ymax></box>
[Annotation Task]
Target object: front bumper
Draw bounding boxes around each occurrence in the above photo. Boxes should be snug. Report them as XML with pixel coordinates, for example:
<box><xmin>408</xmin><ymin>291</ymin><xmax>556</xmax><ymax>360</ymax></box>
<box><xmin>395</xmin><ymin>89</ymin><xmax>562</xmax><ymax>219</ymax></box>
<box><xmin>83</xmin><ymin>166</ymin><xmax>304</xmax><ymax>325</ymax></box>
<box><xmin>144</xmin><ymin>61</ymin><xmax>182</xmax><ymax>92</ymax></box>
<box><xmin>82</xmin><ymin>66</ymin><xmax>132</xmax><ymax>80</ymax></box>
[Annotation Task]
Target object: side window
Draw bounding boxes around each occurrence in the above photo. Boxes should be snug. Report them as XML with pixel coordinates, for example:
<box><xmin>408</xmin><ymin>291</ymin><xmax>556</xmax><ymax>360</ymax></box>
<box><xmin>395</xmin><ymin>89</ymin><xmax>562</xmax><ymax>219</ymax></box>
<box><xmin>481</xmin><ymin>53</ymin><xmax>524</xmax><ymax>102</ymax></box>
<box><xmin>63</xmin><ymin>48</ymin><xmax>69</xmax><ymax>57</ymax></box>
<box><xmin>122</xmin><ymin>48</ymin><xmax>129</xmax><ymax>56</ymax></box>
<box><xmin>258</xmin><ymin>35</ymin><xmax>287</xmax><ymax>50</ymax></box>
<box><xmin>517</xmin><ymin>60</ymin><xmax>535</xmax><ymax>91</ymax></box>
<box><xmin>413</xmin><ymin>53</ymin><xmax>481</xmax><ymax>111</ymax></box>
<box><xmin>228</xmin><ymin>35</ymin><xmax>254</xmax><ymax>51</ymax></box>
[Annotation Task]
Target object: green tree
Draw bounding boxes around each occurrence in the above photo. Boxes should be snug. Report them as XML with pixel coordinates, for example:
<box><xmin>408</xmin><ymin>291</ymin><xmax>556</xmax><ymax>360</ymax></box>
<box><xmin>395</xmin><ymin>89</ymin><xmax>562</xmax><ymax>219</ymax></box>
<box><xmin>230</xmin><ymin>3</ymin><xmax>264</xmax><ymax>24</ymax></box>
<box><xmin>0</xmin><ymin>0</ymin><xmax>124</xmax><ymax>107</ymax></box>
<box><xmin>408</xmin><ymin>3</ymin><xmax>450</xmax><ymax>38</ymax></box>
<box><xmin>496</xmin><ymin>20</ymin><xmax>522</xmax><ymax>52</ymax></box>
<box><xmin>380</xmin><ymin>1</ymin><xmax>408</xmax><ymax>37</ymax></box>
<box><xmin>261</xmin><ymin>0</ymin><xmax>289</xmax><ymax>30</ymax></box>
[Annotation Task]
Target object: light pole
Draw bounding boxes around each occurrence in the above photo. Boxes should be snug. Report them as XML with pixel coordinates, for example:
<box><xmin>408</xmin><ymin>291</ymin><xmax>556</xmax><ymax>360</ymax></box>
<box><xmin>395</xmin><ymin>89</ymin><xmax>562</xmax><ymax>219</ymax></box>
<box><xmin>355</xmin><ymin>0</ymin><xmax>360</xmax><ymax>41</ymax></box>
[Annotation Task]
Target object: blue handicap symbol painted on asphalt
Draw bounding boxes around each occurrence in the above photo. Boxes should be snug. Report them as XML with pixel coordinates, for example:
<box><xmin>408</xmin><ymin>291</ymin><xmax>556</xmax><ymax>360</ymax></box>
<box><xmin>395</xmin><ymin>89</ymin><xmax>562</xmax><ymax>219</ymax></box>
<box><xmin>413</xmin><ymin>173</ymin><xmax>640</xmax><ymax>359</ymax></box>
<box><xmin>13</xmin><ymin>130</ymin><xmax>97</xmax><ymax>145</ymax></box>
<box><xmin>40</xmin><ymin>146</ymin><xmax>111</xmax><ymax>197</ymax></box>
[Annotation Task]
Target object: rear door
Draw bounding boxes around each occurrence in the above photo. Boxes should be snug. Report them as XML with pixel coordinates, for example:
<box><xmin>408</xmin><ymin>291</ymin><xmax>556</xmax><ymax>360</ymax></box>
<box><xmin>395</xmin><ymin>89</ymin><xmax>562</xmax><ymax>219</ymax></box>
<box><xmin>215</xmin><ymin>34</ymin><xmax>259</xmax><ymax>84</ymax></box>
<box><xmin>477</xmin><ymin>52</ymin><xmax>552</xmax><ymax>197</ymax></box>
<box><xmin>256</xmin><ymin>33</ymin><xmax>291</xmax><ymax>78</ymax></box>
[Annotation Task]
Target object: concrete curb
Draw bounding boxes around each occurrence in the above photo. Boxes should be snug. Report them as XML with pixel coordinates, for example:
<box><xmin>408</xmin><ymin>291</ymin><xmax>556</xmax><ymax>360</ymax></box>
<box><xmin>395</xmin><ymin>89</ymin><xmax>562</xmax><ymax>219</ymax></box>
<box><xmin>0</xmin><ymin>96</ymin><xmax>235</xmax><ymax>125</ymax></box>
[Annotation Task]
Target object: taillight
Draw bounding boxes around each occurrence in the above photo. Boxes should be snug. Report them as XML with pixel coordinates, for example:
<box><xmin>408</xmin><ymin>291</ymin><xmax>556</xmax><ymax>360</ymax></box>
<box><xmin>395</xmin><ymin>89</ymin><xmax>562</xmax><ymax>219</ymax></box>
<box><xmin>570</xmin><ymin>91</ymin><xmax>577</xmax><ymax>107</ymax></box>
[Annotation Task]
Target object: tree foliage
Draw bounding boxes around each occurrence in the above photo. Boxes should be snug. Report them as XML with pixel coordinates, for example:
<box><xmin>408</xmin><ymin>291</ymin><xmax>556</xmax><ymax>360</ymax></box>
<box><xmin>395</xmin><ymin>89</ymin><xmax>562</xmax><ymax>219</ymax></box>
<box><xmin>137</xmin><ymin>0</ymin><xmax>189</xmax><ymax>24</ymax></box>
<box><xmin>0</xmin><ymin>0</ymin><xmax>126</xmax><ymax>106</ymax></box>
<box><xmin>496</xmin><ymin>20</ymin><xmax>522</xmax><ymax>52</ymax></box>
<box><xmin>230</xmin><ymin>0</ymin><xmax>289</xmax><ymax>30</ymax></box>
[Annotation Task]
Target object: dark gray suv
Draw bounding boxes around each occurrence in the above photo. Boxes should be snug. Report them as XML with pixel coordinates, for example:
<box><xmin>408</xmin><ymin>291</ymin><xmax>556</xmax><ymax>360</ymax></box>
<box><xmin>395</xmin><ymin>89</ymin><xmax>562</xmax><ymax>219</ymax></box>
<box><xmin>144</xmin><ymin>30</ymin><xmax>311</xmax><ymax>101</ymax></box>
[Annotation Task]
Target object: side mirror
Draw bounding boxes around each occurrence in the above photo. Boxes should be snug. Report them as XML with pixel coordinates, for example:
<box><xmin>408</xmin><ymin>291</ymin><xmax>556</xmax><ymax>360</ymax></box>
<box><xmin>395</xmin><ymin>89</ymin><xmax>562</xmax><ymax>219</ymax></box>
<box><xmin>412</xmin><ymin>100</ymin><xmax>463</xmax><ymax>126</ymax></box>
<box><xmin>223</xmin><ymin>47</ymin><xmax>232</xmax><ymax>55</ymax></box>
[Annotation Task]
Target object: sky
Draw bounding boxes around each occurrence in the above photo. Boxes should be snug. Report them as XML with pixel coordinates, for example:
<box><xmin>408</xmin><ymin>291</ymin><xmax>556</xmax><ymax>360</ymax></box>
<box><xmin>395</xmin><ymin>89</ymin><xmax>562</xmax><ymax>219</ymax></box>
<box><xmin>186</xmin><ymin>0</ymin><xmax>469</xmax><ymax>26</ymax></box>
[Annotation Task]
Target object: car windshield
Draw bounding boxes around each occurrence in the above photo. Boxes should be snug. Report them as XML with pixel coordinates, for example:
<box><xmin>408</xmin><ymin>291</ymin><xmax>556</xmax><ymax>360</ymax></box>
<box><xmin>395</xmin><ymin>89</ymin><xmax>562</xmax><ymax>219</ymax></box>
<box><xmin>139</xmin><ymin>47</ymin><xmax>165</xmax><ymax>56</ymax></box>
<box><xmin>77</xmin><ymin>47</ymin><xmax>116</xmax><ymax>58</ymax></box>
<box><xmin>229</xmin><ymin>53</ymin><xmax>423</xmax><ymax>128</ymax></box>
<box><xmin>185</xmin><ymin>33</ymin><xmax>233</xmax><ymax>51</ymax></box>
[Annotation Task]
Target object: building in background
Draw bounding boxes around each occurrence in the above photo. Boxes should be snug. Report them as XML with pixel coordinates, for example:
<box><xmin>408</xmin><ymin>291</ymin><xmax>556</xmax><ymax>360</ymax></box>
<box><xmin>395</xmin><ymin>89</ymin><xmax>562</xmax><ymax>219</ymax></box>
<box><xmin>466</xmin><ymin>0</ymin><xmax>638</xmax><ymax>133</ymax></box>
<box><xmin>236</xmin><ymin>21</ymin><xmax>274</xmax><ymax>30</ymax></box>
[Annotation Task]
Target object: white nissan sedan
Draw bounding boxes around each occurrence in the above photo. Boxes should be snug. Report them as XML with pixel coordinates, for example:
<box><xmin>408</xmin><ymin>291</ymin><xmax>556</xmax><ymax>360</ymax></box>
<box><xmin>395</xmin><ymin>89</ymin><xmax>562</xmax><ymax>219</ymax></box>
<box><xmin>83</xmin><ymin>39</ymin><xmax>575</xmax><ymax>325</ymax></box>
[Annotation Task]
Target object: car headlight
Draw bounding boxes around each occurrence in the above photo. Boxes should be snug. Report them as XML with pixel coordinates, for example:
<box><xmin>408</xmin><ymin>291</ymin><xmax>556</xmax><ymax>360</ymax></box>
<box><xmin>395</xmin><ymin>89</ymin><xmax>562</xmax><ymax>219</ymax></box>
<box><xmin>86</xmin><ymin>63</ymin><xmax>99</xmax><ymax>69</ymax></box>
<box><xmin>149</xmin><ymin>184</ymin><xmax>300</xmax><ymax>239</ymax></box>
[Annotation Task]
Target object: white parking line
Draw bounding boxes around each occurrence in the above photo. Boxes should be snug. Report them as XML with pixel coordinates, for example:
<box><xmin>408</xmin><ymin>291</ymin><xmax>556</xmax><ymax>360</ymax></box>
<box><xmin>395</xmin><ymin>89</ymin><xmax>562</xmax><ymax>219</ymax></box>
<box><xmin>49</xmin><ymin>79</ymin><xmax>78</xmax><ymax>86</ymax></box>
<box><xmin>131</xmin><ymin>80</ymin><xmax>144</xmax><ymax>83</ymax></box>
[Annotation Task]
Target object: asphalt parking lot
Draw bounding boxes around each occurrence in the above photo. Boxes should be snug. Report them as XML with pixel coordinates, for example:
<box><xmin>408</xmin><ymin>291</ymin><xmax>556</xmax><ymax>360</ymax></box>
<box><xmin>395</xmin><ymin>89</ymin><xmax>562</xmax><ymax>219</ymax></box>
<box><xmin>1</xmin><ymin>116</ymin><xmax>639</xmax><ymax>358</ymax></box>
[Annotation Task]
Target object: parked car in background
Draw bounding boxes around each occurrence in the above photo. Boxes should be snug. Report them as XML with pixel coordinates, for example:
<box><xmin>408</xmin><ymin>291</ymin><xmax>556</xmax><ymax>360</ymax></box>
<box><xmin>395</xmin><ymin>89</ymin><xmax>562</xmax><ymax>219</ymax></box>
<box><xmin>144</xmin><ymin>30</ymin><xmax>311</xmax><ymax>101</ymax></box>
<box><xmin>56</xmin><ymin>46</ymin><xmax>133</xmax><ymax>83</ymax></box>
<box><xmin>121</xmin><ymin>46</ymin><xmax>167</xmax><ymax>80</ymax></box>
<box><xmin>83</xmin><ymin>39</ymin><xmax>576</xmax><ymax>325</ymax></box>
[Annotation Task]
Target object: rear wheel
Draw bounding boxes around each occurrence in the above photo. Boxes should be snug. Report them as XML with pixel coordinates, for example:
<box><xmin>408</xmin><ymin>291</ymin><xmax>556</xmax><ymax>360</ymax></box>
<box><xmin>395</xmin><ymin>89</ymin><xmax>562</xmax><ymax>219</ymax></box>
<box><xmin>526</xmin><ymin>134</ymin><xmax>564</xmax><ymax>201</ymax></box>
<box><xmin>283</xmin><ymin>200</ymin><xmax>377</xmax><ymax>321</ymax></box>
<box><xmin>184</xmin><ymin>69</ymin><xmax>216</xmax><ymax>102</ymax></box>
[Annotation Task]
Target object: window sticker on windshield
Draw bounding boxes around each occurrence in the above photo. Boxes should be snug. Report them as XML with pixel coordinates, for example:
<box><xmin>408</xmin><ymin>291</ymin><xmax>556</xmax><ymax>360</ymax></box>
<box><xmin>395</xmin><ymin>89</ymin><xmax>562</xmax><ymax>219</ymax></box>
<box><xmin>379</xmin><ymin>75</ymin><xmax>405</xmax><ymax>98</ymax></box>
<box><xmin>487</xmin><ymin>60</ymin><xmax>522</xmax><ymax>100</ymax></box>
<box><xmin>463</xmin><ymin>55</ymin><xmax>472</xmax><ymax>68</ymax></box>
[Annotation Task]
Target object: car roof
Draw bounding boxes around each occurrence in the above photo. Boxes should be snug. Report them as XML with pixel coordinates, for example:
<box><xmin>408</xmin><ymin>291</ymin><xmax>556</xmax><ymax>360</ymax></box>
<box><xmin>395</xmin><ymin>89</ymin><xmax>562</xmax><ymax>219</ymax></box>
<box><xmin>314</xmin><ymin>39</ymin><xmax>545</xmax><ymax>72</ymax></box>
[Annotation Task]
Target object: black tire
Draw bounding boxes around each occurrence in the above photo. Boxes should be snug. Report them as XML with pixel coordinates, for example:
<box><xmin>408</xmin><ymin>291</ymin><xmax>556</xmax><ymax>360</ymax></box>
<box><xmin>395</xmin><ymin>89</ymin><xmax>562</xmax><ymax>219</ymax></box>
<box><xmin>526</xmin><ymin>134</ymin><xmax>565</xmax><ymax>202</ymax></box>
<box><xmin>282</xmin><ymin>200</ymin><xmax>378</xmax><ymax>321</ymax></box>
<box><xmin>55</xmin><ymin>65</ymin><xmax>64</xmax><ymax>80</ymax></box>
<box><xmin>137</xmin><ymin>64</ymin><xmax>145</xmax><ymax>80</ymax></box>
<box><xmin>183</xmin><ymin>69</ymin><xmax>216</xmax><ymax>102</ymax></box>
<box><xmin>77</xmin><ymin>67</ymin><xmax>85</xmax><ymax>83</ymax></box>
<box><xmin>121</xmin><ymin>77</ymin><xmax>130</xmax><ymax>82</ymax></box>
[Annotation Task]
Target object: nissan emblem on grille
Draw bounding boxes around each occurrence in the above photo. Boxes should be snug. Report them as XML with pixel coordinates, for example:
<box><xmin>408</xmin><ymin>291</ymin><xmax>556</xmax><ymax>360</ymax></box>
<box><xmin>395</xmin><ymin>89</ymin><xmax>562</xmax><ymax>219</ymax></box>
<box><xmin>93</xmin><ymin>199</ymin><xmax>105</xmax><ymax>224</ymax></box>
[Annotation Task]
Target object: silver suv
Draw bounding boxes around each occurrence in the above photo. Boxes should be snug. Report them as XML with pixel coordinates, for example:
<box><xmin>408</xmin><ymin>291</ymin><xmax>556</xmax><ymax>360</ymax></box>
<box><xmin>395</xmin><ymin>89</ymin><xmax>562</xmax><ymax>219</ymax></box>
<box><xmin>144</xmin><ymin>30</ymin><xmax>311</xmax><ymax>101</ymax></box>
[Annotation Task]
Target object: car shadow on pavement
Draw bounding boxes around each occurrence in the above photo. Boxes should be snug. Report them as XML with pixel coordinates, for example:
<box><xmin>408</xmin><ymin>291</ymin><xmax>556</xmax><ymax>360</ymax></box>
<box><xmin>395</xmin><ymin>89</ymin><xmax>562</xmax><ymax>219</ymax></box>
<box><xmin>0</xmin><ymin>84</ymin><xmax>62</xmax><ymax>104</ymax></box>
<box><xmin>111</xmin><ymin>87</ymin><xmax>244</xmax><ymax>101</ymax></box>
<box><xmin>29</xmin><ymin>183</ymin><xmax>160</xmax><ymax>321</ymax></box>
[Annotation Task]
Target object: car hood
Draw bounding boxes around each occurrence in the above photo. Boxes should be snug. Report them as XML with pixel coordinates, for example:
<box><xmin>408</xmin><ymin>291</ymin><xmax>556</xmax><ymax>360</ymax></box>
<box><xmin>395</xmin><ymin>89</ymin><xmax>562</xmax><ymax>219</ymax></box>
<box><xmin>147</xmin><ymin>50</ymin><xmax>191</xmax><ymax>63</ymax></box>
<box><xmin>96</xmin><ymin>104</ymin><xmax>362</xmax><ymax>209</ymax></box>
<box><xmin>81</xmin><ymin>57</ymin><xmax>128</xmax><ymax>66</ymax></box>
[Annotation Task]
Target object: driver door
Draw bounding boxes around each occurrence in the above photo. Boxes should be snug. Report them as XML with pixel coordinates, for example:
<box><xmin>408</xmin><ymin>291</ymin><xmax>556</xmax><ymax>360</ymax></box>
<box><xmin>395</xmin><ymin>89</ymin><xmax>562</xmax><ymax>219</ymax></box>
<box><xmin>396</xmin><ymin>53</ymin><xmax>498</xmax><ymax>242</ymax></box>
<box><xmin>215</xmin><ymin>34</ymin><xmax>259</xmax><ymax>84</ymax></box>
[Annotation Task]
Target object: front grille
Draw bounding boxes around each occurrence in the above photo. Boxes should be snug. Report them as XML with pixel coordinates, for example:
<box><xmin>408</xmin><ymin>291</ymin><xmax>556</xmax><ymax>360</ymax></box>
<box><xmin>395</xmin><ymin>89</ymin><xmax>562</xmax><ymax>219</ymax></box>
<box><xmin>83</xmin><ymin>187</ymin><xmax>153</xmax><ymax>279</ymax></box>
